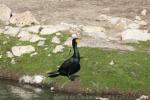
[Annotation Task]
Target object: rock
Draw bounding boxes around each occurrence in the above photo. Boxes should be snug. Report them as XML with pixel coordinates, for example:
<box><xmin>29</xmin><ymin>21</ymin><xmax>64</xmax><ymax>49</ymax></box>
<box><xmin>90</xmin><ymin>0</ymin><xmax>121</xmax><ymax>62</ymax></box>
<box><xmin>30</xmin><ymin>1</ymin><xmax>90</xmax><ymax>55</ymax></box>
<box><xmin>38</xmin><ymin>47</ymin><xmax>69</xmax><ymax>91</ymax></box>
<box><xmin>30</xmin><ymin>52</ymin><xmax>38</xmax><ymax>57</ymax></box>
<box><xmin>109</xmin><ymin>17</ymin><xmax>120</xmax><ymax>25</ymax></box>
<box><xmin>31</xmin><ymin>75</ymin><xmax>45</xmax><ymax>84</ymax></box>
<box><xmin>128</xmin><ymin>23</ymin><xmax>140</xmax><ymax>29</ymax></box>
<box><xmin>52</xmin><ymin>45</ymin><xmax>64</xmax><ymax>53</ymax></box>
<box><xmin>19</xmin><ymin>75</ymin><xmax>32</xmax><ymax>83</ymax></box>
<box><xmin>109</xmin><ymin>60</ymin><xmax>115</xmax><ymax>65</ymax></box>
<box><xmin>9</xmin><ymin>11</ymin><xmax>39</xmax><ymax>27</ymax></box>
<box><xmin>6</xmin><ymin>51</ymin><xmax>14</xmax><ymax>58</ymax></box>
<box><xmin>136</xmin><ymin>95</ymin><xmax>149</xmax><ymax>100</ymax></box>
<box><xmin>19</xmin><ymin>75</ymin><xmax>45</xmax><ymax>84</ymax></box>
<box><xmin>121</xmin><ymin>29</ymin><xmax>150</xmax><ymax>41</ymax></box>
<box><xmin>82</xmin><ymin>26</ymin><xmax>107</xmax><ymax>39</ymax></box>
<box><xmin>135</xmin><ymin>16</ymin><xmax>141</xmax><ymax>21</ymax></box>
<box><xmin>138</xmin><ymin>20</ymin><xmax>147</xmax><ymax>26</ymax></box>
<box><xmin>37</xmin><ymin>41</ymin><xmax>45</xmax><ymax>46</ymax></box>
<box><xmin>30</xmin><ymin>34</ymin><xmax>46</xmax><ymax>43</ymax></box>
<box><xmin>96</xmin><ymin>14</ymin><xmax>111</xmax><ymax>21</ymax></box>
<box><xmin>64</xmin><ymin>37</ymin><xmax>72</xmax><ymax>46</ymax></box>
<box><xmin>4</xmin><ymin>26</ymin><xmax>20</xmax><ymax>37</ymax></box>
<box><xmin>96</xmin><ymin>97</ymin><xmax>109</xmax><ymax>100</ymax></box>
<box><xmin>0</xmin><ymin>55</ymin><xmax>2</xmax><ymax>59</ymax></box>
<box><xmin>11</xmin><ymin>45</ymin><xmax>35</xmax><ymax>56</ymax></box>
<box><xmin>17</xmin><ymin>31</ymin><xmax>45</xmax><ymax>42</ymax></box>
<box><xmin>40</xmin><ymin>24</ymin><xmax>69</xmax><ymax>35</ymax></box>
<box><xmin>48</xmin><ymin>54</ymin><xmax>51</xmax><ymax>56</ymax></box>
<box><xmin>11</xmin><ymin>58</ymin><xmax>16</xmax><ymax>64</ymax></box>
<box><xmin>50</xmin><ymin>87</ymin><xmax>54</xmax><ymax>91</ymax></box>
<box><xmin>51</xmin><ymin>36</ymin><xmax>60</xmax><ymax>44</ymax></box>
<box><xmin>0</xmin><ymin>28</ymin><xmax>4</xmax><ymax>33</ymax></box>
<box><xmin>17</xmin><ymin>31</ymin><xmax>31</xmax><ymax>41</ymax></box>
<box><xmin>44</xmin><ymin>48</ymin><xmax>48</xmax><ymax>50</ymax></box>
<box><xmin>141</xmin><ymin>9</ymin><xmax>147</xmax><ymax>16</ymax></box>
<box><xmin>22</xmin><ymin>25</ymin><xmax>41</xmax><ymax>33</ymax></box>
<box><xmin>0</xmin><ymin>4</ymin><xmax>12</xmax><ymax>24</ymax></box>
<box><xmin>113</xmin><ymin>18</ymin><xmax>129</xmax><ymax>32</ymax></box>
<box><xmin>56</xmin><ymin>32</ymin><xmax>61</xmax><ymax>36</ymax></box>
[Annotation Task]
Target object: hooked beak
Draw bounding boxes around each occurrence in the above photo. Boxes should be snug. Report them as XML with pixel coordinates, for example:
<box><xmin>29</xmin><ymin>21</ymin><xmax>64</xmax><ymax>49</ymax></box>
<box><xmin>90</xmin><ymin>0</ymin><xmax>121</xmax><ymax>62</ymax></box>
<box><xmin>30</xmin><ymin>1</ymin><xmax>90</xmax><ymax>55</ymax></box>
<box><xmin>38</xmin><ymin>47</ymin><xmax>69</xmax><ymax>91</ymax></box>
<box><xmin>76</xmin><ymin>38</ymin><xmax>80</xmax><ymax>44</ymax></box>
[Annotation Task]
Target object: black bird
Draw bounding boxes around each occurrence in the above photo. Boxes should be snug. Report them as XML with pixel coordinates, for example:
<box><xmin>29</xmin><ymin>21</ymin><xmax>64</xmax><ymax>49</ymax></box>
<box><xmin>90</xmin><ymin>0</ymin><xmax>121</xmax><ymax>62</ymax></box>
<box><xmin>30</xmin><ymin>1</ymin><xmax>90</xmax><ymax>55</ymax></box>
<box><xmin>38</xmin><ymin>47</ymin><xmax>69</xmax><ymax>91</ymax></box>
<box><xmin>48</xmin><ymin>38</ymin><xmax>80</xmax><ymax>81</ymax></box>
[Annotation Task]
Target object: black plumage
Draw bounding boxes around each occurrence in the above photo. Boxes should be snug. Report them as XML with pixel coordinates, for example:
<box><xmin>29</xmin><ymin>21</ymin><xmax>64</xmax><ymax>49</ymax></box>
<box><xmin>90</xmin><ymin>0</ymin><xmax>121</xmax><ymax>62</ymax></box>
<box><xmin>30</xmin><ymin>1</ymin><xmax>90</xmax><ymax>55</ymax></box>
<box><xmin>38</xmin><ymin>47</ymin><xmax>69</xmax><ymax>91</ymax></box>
<box><xmin>48</xmin><ymin>38</ymin><xmax>80</xmax><ymax>81</ymax></box>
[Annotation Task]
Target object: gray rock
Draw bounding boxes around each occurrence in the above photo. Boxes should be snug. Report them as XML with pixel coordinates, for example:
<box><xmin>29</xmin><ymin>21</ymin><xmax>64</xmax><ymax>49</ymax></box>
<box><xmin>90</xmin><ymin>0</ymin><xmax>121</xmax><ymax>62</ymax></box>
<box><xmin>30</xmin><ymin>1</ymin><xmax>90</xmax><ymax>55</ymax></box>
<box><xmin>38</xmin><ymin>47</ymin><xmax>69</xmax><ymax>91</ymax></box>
<box><xmin>0</xmin><ymin>4</ymin><xmax>11</xmax><ymax>24</ymax></box>
<box><xmin>22</xmin><ymin>25</ymin><xmax>41</xmax><ymax>33</ymax></box>
<box><xmin>17</xmin><ymin>31</ymin><xmax>46</xmax><ymax>42</ymax></box>
<box><xmin>11</xmin><ymin>45</ymin><xmax>35</xmax><ymax>56</ymax></box>
<box><xmin>52</xmin><ymin>45</ymin><xmax>64</xmax><ymax>53</ymax></box>
<box><xmin>141</xmin><ymin>9</ymin><xmax>147</xmax><ymax>16</ymax></box>
<box><xmin>4</xmin><ymin>26</ymin><xmax>20</xmax><ymax>37</ymax></box>
<box><xmin>11</xmin><ymin>58</ymin><xmax>16</xmax><ymax>64</ymax></box>
<box><xmin>30</xmin><ymin>34</ymin><xmax>46</xmax><ymax>43</ymax></box>
<box><xmin>40</xmin><ymin>24</ymin><xmax>69</xmax><ymax>35</ymax></box>
<box><xmin>0</xmin><ymin>28</ymin><xmax>4</xmax><ymax>33</ymax></box>
<box><xmin>37</xmin><ymin>41</ymin><xmax>45</xmax><ymax>46</ymax></box>
<box><xmin>128</xmin><ymin>23</ymin><xmax>140</xmax><ymax>29</ymax></box>
<box><xmin>51</xmin><ymin>36</ymin><xmax>60</xmax><ymax>44</ymax></box>
<box><xmin>30</xmin><ymin>52</ymin><xmax>38</xmax><ymax>57</ymax></box>
<box><xmin>19</xmin><ymin>75</ymin><xmax>45</xmax><ymax>85</ymax></box>
<box><xmin>56</xmin><ymin>32</ymin><xmax>62</xmax><ymax>36</ymax></box>
<box><xmin>6</xmin><ymin>51</ymin><xmax>14</xmax><ymax>58</ymax></box>
<box><xmin>121</xmin><ymin>29</ymin><xmax>150</xmax><ymax>41</ymax></box>
<box><xmin>0</xmin><ymin>55</ymin><xmax>2</xmax><ymax>59</ymax></box>
<box><xmin>9</xmin><ymin>11</ymin><xmax>40</xmax><ymax>27</ymax></box>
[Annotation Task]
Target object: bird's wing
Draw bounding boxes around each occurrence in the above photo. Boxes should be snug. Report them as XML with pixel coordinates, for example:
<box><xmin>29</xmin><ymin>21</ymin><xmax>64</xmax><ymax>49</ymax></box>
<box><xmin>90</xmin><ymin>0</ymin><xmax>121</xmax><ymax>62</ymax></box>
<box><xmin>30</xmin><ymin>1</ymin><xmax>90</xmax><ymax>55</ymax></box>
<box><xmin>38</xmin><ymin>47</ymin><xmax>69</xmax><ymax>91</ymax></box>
<box><xmin>58</xmin><ymin>57</ymin><xmax>74</xmax><ymax>71</ymax></box>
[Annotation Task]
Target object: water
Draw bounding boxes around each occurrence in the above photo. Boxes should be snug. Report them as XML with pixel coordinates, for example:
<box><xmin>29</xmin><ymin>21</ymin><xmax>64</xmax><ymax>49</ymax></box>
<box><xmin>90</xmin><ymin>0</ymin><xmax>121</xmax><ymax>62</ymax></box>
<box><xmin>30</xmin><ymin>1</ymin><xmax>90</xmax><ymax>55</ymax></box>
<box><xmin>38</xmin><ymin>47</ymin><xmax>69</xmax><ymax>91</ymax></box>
<box><xmin>0</xmin><ymin>80</ymin><xmax>139</xmax><ymax>100</ymax></box>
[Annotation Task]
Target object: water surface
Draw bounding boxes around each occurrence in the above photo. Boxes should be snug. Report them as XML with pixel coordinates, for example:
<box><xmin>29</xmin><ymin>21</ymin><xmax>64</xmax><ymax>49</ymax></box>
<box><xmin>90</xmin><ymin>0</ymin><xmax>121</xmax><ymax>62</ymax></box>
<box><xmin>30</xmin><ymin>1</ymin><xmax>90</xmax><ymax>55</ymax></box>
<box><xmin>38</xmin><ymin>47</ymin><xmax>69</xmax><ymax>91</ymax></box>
<box><xmin>0</xmin><ymin>80</ymin><xmax>139</xmax><ymax>100</ymax></box>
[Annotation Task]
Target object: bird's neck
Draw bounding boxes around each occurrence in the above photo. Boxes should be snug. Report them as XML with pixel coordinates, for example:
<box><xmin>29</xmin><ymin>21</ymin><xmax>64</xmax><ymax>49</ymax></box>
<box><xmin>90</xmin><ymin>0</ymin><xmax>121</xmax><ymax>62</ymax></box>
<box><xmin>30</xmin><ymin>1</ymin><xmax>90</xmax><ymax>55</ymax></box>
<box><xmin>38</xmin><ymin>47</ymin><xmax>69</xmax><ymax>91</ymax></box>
<box><xmin>73</xmin><ymin>44</ymin><xmax>80</xmax><ymax>60</ymax></box>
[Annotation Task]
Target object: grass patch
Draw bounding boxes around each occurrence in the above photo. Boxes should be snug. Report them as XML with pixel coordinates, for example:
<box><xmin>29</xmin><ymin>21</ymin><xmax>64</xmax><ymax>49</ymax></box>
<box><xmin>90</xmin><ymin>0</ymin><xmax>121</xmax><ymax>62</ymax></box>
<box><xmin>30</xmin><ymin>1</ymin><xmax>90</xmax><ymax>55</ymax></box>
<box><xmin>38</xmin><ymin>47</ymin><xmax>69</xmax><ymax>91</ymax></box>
<box><xmin>0</xmin><ymin>33</ymin><xmax>150</xmax><ymax>93</ymax></box>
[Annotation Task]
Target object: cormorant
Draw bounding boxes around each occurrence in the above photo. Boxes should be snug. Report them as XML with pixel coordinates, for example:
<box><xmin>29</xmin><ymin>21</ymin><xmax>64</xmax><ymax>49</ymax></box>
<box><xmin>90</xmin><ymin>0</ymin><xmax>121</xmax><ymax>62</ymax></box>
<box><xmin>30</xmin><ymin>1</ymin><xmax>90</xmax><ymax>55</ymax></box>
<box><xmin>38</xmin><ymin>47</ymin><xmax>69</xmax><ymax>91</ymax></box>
<box><xmin>48</xmin><ymin>38</ymin><xmax>80</xmax><ymax>81</ymax></box>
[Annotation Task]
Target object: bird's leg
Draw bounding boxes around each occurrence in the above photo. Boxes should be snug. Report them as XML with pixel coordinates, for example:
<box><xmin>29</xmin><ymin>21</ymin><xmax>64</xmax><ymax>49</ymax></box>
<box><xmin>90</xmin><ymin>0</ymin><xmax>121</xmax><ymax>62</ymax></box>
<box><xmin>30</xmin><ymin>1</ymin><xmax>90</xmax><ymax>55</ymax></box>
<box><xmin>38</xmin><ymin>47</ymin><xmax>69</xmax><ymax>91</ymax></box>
<box><xmin>68</xmin><ymin>75</ymin><xmax>79</xmax><ymax>81</ymax></box>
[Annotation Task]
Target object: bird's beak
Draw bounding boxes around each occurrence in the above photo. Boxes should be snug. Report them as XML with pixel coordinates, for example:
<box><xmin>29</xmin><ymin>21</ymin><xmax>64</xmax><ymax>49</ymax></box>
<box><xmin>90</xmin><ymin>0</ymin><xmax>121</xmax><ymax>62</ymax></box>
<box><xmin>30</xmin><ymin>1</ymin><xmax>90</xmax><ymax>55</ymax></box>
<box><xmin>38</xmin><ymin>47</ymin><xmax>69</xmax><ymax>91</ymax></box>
<box><xmin>76</xmin><ymin>38</ymin><xmax>80</xmax><ymax>44</ymax></box>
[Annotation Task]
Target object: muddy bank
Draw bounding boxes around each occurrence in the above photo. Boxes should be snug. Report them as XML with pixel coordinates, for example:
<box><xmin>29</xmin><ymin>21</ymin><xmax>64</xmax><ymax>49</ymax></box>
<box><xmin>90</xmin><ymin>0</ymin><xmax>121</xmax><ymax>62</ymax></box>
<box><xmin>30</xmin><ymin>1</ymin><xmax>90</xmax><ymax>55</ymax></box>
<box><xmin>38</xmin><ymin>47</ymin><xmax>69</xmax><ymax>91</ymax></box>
<box><xmin>0</xmin><ymin>71</ymin><xmax>149</xmax><ymax>99</ymax></box>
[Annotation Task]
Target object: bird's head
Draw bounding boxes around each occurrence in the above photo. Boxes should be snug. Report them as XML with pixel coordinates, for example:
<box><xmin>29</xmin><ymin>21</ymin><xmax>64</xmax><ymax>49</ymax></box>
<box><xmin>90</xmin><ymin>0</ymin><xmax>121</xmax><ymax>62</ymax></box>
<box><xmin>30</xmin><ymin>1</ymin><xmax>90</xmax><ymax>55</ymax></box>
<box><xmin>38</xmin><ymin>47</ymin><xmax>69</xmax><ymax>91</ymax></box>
<box><xmin>72</xmin><ymin>38</ymin><xmax>80</xmax><ymax>45</ymax></box>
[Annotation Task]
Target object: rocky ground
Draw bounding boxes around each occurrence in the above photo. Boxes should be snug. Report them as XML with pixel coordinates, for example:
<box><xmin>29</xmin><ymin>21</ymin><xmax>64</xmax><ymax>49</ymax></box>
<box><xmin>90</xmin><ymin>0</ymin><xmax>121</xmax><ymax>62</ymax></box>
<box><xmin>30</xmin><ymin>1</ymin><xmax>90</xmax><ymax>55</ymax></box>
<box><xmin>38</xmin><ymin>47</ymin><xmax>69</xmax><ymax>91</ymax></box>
<box><xmin>0</xmin><ymin>0</ymin><xmax>150</xmax><ymax>26</ymax></box>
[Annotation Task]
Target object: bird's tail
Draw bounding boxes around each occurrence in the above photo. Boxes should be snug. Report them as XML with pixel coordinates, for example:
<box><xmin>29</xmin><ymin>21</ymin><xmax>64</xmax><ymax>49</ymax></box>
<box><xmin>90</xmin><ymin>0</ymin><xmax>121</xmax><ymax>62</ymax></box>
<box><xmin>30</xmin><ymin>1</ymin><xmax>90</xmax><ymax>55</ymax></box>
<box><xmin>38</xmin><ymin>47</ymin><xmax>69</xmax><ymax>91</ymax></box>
<box><xmin>48</xmin><ymin>70</ymin><xmax>60</xmax><ymax>77</ymax></box>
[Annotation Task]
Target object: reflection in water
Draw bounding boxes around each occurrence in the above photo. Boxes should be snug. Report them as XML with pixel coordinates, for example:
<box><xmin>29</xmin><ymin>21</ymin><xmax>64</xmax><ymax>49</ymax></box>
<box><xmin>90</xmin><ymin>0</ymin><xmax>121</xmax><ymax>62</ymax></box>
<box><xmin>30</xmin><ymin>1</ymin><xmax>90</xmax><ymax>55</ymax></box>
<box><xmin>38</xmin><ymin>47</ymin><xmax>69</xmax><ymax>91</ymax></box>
<box><xmin>0</xmin><ymin>80</ymin><xmax>141</xmax><ymax>100</ymax></box>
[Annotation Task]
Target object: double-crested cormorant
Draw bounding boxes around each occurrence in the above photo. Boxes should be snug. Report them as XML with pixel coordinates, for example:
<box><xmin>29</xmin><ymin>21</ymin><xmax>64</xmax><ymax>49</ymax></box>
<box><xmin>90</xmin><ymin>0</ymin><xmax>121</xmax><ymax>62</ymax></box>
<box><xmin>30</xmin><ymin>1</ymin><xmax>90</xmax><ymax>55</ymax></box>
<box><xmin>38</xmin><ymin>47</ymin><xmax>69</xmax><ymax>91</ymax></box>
<box><xmin>48</xmin><ymin>38</ymin><xmax>80</xmax><ymax>81</ymax></box>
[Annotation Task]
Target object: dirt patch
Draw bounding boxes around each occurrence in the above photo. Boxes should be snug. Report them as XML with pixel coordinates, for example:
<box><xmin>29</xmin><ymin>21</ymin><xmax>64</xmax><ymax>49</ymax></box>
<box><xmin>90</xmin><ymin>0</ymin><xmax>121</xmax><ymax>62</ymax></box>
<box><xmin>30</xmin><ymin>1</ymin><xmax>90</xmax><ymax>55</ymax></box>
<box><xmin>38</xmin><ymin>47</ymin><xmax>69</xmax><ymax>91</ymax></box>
<box><xmin>0</xmin><ymin>0</ymin><xmax>150</xmax><ymax>26</ymax></box>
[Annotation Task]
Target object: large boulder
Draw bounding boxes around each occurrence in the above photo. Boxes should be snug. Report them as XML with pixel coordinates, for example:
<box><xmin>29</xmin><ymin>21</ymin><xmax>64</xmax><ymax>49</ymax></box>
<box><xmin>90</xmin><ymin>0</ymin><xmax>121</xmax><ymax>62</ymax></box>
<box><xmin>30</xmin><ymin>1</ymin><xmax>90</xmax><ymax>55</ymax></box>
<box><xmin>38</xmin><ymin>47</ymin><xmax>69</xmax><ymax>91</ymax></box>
<box><xmin>121</xmin><ymin>29</ymin><xmax>150</xmax><ymax>41</ymax></box>
<box><xmin>9</xmin><ymin>11</ymin><xmax>39</xmax><ymax>27</ymax></box>
<box><xmin>11</xmin><ymin>45</ymin><xmax>35</xmax><ymax>56</ymax></box>
<box><xmin>0</xmin><ymin>4</ymin><xmax>12</xmax><ymax>24</ymax></box>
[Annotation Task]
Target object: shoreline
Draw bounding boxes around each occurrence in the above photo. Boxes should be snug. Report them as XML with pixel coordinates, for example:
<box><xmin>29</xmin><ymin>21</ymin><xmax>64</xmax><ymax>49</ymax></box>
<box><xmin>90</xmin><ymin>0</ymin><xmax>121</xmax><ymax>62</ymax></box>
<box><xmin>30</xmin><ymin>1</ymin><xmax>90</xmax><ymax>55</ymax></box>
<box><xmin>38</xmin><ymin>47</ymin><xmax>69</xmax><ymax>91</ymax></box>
<box><xmin>0</xmin><ymin>72</ymin><xmax>149</xmax><ymax>98</ymax></box>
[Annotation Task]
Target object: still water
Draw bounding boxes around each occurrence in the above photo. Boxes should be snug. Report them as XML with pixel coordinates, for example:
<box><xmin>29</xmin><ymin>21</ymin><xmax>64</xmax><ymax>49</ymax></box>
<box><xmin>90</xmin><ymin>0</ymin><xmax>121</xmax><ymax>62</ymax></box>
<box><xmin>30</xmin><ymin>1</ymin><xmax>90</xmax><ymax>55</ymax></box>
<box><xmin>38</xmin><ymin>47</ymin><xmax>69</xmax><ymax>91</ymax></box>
<box><xmin>0</xmin><ymin>80</ymin><xmax>139</xmax><ymax>100</ymax></box>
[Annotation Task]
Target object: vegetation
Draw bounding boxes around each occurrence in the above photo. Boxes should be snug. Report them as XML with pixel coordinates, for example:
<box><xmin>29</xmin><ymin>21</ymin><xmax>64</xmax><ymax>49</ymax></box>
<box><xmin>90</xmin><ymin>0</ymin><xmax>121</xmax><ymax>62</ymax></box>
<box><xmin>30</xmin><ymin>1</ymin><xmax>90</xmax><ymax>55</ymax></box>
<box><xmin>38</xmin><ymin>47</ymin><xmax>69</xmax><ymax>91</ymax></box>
<box><xmin>0</xmin><ymin>33</ymin><xmax>150</xmax><ymax>93</ymax></box>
